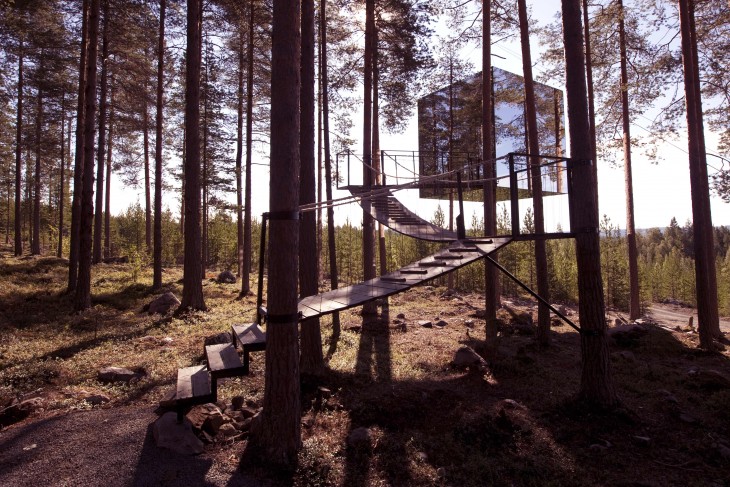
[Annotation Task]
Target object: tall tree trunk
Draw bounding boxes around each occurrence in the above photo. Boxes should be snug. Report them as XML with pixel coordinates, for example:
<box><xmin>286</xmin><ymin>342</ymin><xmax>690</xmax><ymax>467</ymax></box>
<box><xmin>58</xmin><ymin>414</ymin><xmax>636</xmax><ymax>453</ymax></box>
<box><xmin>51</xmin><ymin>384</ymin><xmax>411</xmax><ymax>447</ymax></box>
<box><xmin>321</xmin><ymin>0</ymin><xmax>340</xmax><ymax>339</ymax></box>
<box><xmin>58</xmin><ymin>93</ymin><xmax>66</xmax><ymax>258</ymax></box>
<box><xmin>179</xmin><ymin>0</ymin><xmax>206</xmax><ymax>312</ymax></box>
<box><xmin>518</xmin><ymin>0</ymin><xmax>550</xmax><ymax>347</ymax></box>
<box><xmin>15</xmin><ymin>40</ymin><xmax>23</xmax><ymax>257</ymax></box>
<box><xmin>678</xmin><ymin>0</ymin><xmax>719</xmax><ymax>348</ymax></box>
<box><xmin>69</xmin><ymin>0</ymin><xmax>89</xmax><ymax>291</ymax></box>
<box><xmin>448</xmin><ymin>57</ymin><xmax>454</xmax><ymax>289</ymax></box>
<box><xmin>202</xmin><ymin>53</ymin><xmax>209</xmax><ymax>278</ymax></box>
<box><xmin>299</xmin><ymin>0</ymin><xmax>324</xmax><ymax>374</ymax></box>
<box><xmin>482</xmin><ymin>0</ymin><xmax>499</xmax><ymax>357</ymax></box>
<box><xmin>235</xmin><ymin>32</ymin><xmax>244</xmax><ymax>280</ymax></box>
<box><xmin>93</xmin><ymin>0</ymin><xmax>109</xmax><ymax>265</ymax></box>
<box><xmin>372</xmin><ymin>26</ymin><xmax>386</xmax><ymax>277</ymax></box>
<box><xmin>688</xmin><ymin>0</ymin><xmax>719</xmax><ymax>338</ymax></box>
<box><xmin>32</xmin><ymin>63</ymin><xmax>42</xmax><ymax>256</ymax></box>
<box><xmin>561</xmin><ymin>0</ymin><xmax>617</xmax><ymax>406</ymax></box>
<box><xmin>104</xmin><ymin>77</ymin><xmax>114</xmax><ymax>259</ymax></box>
<box><xmin>74</xmin><ymin>0</ymin><xmax>102</xmax><ymax>312</ymax></box>
<box><xmin>361</xmin><ymin>0</ymin><xmax>376</xmax><ymax>314</ymax></box>
<box><xmin>617</xmin><ymin>0</ymin><xmax>640</xmax><ymax>320</ymax></box>
<box><xmin>247</xmin><ymin>0</ymin><xmax>301</xmax><ymax>467</ymax></box>
<box><xmin>241</xmin><ymin>1</ymin><xmax>255</xmax><ymax>297</ymax></box>
<box><xmin>153</xmin><ymin>0</ymin><xmax>166</xmax><ymax>289</ymax></box>
<box><xmin>143</xmin><ymin>87</ymin><xmax>151</xmax><ymax>254</ymax></box>
<box><xmin>582</xmin><ymin>0</ymin><xmax>598</xmax><ymax>194</ymax></box>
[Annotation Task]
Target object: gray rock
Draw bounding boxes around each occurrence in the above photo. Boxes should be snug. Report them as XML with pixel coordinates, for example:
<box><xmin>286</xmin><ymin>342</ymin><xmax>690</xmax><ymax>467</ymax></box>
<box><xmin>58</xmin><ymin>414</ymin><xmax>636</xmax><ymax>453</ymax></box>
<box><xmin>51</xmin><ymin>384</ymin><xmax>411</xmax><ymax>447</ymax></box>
<box><xmin>97</xmin><ymin>367</ymin><xmax>142</xmax><ymax>384</ymax></box>
<box><xmin>435</xmin><ymin>320</ymin><xmax>448</xmax><ymax>328</ymax></box>
<box><xmin>148</xmin><ymin>292</ymin><xmax>180</xmax><ymax>315</ymax></box>
<box><xmin>691</xmin><ymin>369</ymin><xmax>730</xmax><ymax>390</ymax></box>
<box><xmin>231</xmin><ymin>395</ymin><xmax>244</xmax><ymax>411</ymax></box>
<box><xmin>418</xmin><ymin>320</ymin><xmax>433</xmax><ymax>328</ymax></box>
<box><xmin>499</xmin><ymin>399</ymin><xmax>525</xmax><ymax>410</ymax></box>
<box><xmin>153</xmin><ymin>412</ymin><xmax>204</xmax><ymax>455</ymax></box>
<box><xmin>347</xmin><ymin>427</ymin><xmax>372</xmax><ymax>449</ymax></box>
<box><xmin>158</xmin><ymin>389</ymin><xmax>176</xmax><ymax>409</ymax></box>
<box><xmin>218</xmin><ymin>423</ymin><xmax>239</xmax><ymax>437</ymax></box>
<box><xmin>452</xmin><ymin>346</ymin><xmax>488</xmax><ymax>370</ymax></box>
<box><xmin>217</xmin><ymin>270</ymin><xmax>237</xmax><ymax>284</ymax></box>
<box><xmin>85</xmin><ymin>394</ymin><xmax>111</xmax><ymax>405</ymax></box>
<box><xmin>240</xmin><ymin>407</ymin><xmax>258</xmax><ymax>419</ymax></box>
<box><xmin>632</xmin><ymin>435</ymin><xmax>651</xmax><ymax>447</ymax></box>
<box><xmin>396</xmin><ymin>313</ymin><xmax>406</xmax><ymax>320</ymax></box>
<box><xmin>0</xmin><ymin>398</ymin><xmax>43</xmax><ymax>427</ymax></box>
<box><xmin>608</xmin><ymin>324</ymin><xmax>649</xmax><ymax>347</ymax></box>
<box><xmin>186</xmin><ymin>403</ymin><xmax>222</xmax><ymax>431</ymax></box>
<box><xmin>464</xmin><ymin>319</ymin><xmax>475</xmax><ymax>328</ymax></box>
<box><xmin>203</xmin><ymin>410</ymin><xmax>230</xmax><ymax>435</ymax></box>
<box><xmin>678</xmin><ymin>412</ymin><xmax>698</xmax><ymax>424</ymax></box>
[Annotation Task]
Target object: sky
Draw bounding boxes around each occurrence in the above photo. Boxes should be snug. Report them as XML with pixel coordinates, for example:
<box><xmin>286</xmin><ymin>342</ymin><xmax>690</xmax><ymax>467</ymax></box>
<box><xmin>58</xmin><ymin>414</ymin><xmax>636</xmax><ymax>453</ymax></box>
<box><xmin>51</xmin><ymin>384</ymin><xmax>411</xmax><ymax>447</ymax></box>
<box><xmin>108</xmin><ymin>0</ymin><xmax>729</xmax><ymax>231</ymax></box>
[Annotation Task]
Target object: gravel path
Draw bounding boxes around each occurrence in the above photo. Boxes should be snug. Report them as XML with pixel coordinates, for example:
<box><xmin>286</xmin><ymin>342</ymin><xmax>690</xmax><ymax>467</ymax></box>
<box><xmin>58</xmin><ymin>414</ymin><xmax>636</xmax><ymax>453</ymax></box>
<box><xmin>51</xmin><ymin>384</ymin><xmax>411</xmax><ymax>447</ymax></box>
<box><xmin>0</xmin><ymin>405</ymin><xmax>266</xmax><ymax>487</ymax></box>
<box><xmin>648</xmin><ymin>304</ymin><xmax>730</xmax><ymax>332</ymax></box>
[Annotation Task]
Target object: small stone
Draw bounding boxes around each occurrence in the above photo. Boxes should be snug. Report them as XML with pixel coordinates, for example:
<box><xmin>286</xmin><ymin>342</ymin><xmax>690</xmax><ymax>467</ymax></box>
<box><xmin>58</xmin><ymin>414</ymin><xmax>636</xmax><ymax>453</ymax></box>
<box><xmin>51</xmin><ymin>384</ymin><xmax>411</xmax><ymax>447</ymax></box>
<box><xmin>418</xmin><ymin>320</ymin><xmax>432</xmax><ymax>328</ymax></box>
<box><xmin>347</xmin><ymin>427</ymin><xmax>372</xmax><ymax>449</ymax></box>
<box><xmin>238</xmin><ymin>417</ymin><xmax>253</xmax><ymax>432</ymax></box>
<box><xmin>397</xmin><ymin>313</ymin><xmax>406</xmax><ymax>320</ymax></box>
<box><xmin>464</xmin><ymin>320</ymin><xmax>475</xmax><ymax>328</ymax></box>
<box><xmin>203</xmin><ymin>411</ymin><xmax>229</xmax><ymax>435</ymax></box>
<box><xmin>97</xmin><ymin>367</ymin><xmax>142</xmax><ymax>384</ymax></box>
<box><xmin>153</xmin><ymin>412</ymin><xmax>204</xmax><ymax>455</ymax></box>
<box><xmin>22</xmin><ymin>443</ymin><xmax>37</xmax><ymax>451</ymax></box>
<box><xmin>475</xmin><ymin>309</ymin><xmax>486</xmax><ymax>319</ymax></box>
<box><xmin>160</xmin><ymin>337</ymin><xmax>174</xmax><ymax>345</ymax></box>
<box><xmin>218</xmin><ymin>423</ymin><xmax>238</xmax><ymax>437</ymax></box>
<box><xmin>657</xmin><ymin>389</ymin><xmax>679</xmax><ymax>404</ymax></box>
<box><xmin>499</xmin><ymin>399</ymin><xmax>524</xmax><ymax>410</ymax></box>
<box><xmin>437</xmin><ymin>467</ymin><xmax>446</xmax><ymax>478</ymax></box>
<box><xmin>318</xmin><ymin>387</ymin><xmax>332</xmax><ymax>399</ymax></box>
<box><xmin>452</xmin><ymin>346</ymin><xmax>487</xmax><ymax>370</ymax></box>
<box><xmin>435</xmin><ymin>320</ymin><xmax>448</xmax><ymax>328</ymax></box>
<box><xmin>240</xmin><ymin>407</ymin><xmax>258</xmax><ymax>419</ymax></box>
<box><xmin>147</xmin><ymin>292</ymin><xmax>180</xmax><ymax>315</ymax></box>
<box><xmin>589</xmin><ymin>444</ymin><xmax>608</xmax><ymax>453</ymax></box>
<box><xmin>679</xmin><ymin>412</ymin><xmax>698</xmax><ymax>424</ymax></box>
<box><xmin>231</xmin><ymin>395</ymin><xmax>244</xmax><ymax>410</ymax></box>
<box><xmin>302</xmin><ymin>415</ymin><xmax>315</xmax><ymax>429</ymax></box>
<box><xmin>416</xmin><ymin>451</ymin><xmax>428</xmax><ymax>462</ymax></box>
<box><xmin>217</xmin><ymin>270</ymin><xmax>237</xmax><ymax>284</ymax></box>
<box><xmin>85</xmin><ymin>394</ymin><xmax>110</xmax><ymax>405</ymax></box>
<box><xmin>693</xmin><ymin>369</ymin><xmax>730</xmax><ymax>390</ymax></box>
<box><xmin>632</xmin><ymin>435</ymin><xmax>651</xmax><ymax>446</ymax></box>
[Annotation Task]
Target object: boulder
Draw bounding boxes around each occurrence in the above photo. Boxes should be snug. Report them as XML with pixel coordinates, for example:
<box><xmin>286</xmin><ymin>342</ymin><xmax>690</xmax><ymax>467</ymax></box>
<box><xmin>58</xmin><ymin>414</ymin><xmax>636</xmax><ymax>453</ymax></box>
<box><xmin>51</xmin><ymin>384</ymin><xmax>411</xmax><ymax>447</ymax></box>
<box><xmin>418</xmin><ymin>320</ymin><xmax>433</xmax><ymax>328</ymax></box>
<box><xmin>435</xmin><ymin>320</ymin><xmax>448</xmax><ymax>328</ymax></box>
<box><xmin>217</xmin><ymin>270</ymin><xmax>237</xmax><ymax>284</ymax></box>
<box><xmin>186</xmin><ymin>403</ymin><xmax>223</xmax><ymax>432</ymax></box>
<box><xmin>153</xmin><ymin>412</ymin><xmax>204</xmax><ymax>455</ymax></box>
<box><xmin>147</xmin><ymin>292</ymin><xmax>180</xmax><ymax>315</ymax></box>
<box><xmin>608</xmin><ymin>324</ymin><xmax>648</xmax><ymax>347</ymax></box>
<box><xmin>97</xmin><ymin>367</ymin><xmax>142</xmax><ymax>384</ymax></box>
<box><xmin>217</xmin><ymin>423</ymin><xmax>239</xmax><ymax>437</ymax></box>
<box><xmin>689</xmin><ymin>369</ymin><xmax>730</xmax><ymax>391</ymax></box>
<box><xmin>231</xmin><ymin>395</ymin><xmax>245</xmax><ymax>411</ymax></box>
<box><xmin>452</xmin><ymin>346</ymin><xmax>488</xmax><ymax>371</ymax></box>
<box><xmin>0</xmin><ymin>397</ymin><xmax>43</xmax><ymax>427</ymax></box>
<box><xmin>464</xmin><ymin>319</ymin><xmax>475</xmax><ymax>328</ymax></box>
<box><xmin>84</xmin><ymin>394</ymin><xmax>111</xmax><ymax>406</ymax></box>
<box><xmin>396</xmin><ymin>313</ymin><xmax>406</xmax><ymax>320</ymax></box>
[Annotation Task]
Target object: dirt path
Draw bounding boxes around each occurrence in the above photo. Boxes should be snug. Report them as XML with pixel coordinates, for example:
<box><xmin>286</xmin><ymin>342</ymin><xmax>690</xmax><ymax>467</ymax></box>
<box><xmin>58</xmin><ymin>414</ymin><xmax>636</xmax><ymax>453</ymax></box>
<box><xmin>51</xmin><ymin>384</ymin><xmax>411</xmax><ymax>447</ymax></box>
<box><xmin>0</xmin><ymin>405</ymin><xmax>263</xmax><ymax>487</ymax></box>
<box><xmin>648</xmin><ymin>303</ymin><xmax>730</xmax><ymax>332</ymax></box>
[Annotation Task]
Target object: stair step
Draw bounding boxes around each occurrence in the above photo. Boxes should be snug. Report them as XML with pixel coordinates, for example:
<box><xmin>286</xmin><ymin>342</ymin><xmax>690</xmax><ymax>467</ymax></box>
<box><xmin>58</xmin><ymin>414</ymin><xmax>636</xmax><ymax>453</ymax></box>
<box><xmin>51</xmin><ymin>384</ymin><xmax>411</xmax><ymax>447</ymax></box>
<box><xmin>400</xmin><ymin>269</ymin><xmax>429</xmax><ymax>275</ymax></box>
<box><xmin>449</xmin><ymin>247</ymin><xmax>480</xmax><ymax>253</ymax></box>
<box><xmin>419</xmin><ymin>261</ymin><xmax>449</xmax><ymax>267</ymax></box>
<box><xmin>381</xmin><ymin>276</ymin><xmax>407</xmax><ymax>283</ymax></box>
<box><xmin>176</xmin><ymin>365</ymin><xmax>213</xmax><ymax>404</ymax></box>
<box><xmin>232</xmin><ymin>323</ymin><xmax>267</xmax><ymax>374</ymax></box>
<box><xmin>462</xmin><ymin>239</ymin><xmax>493</xmax><ymax>244</ymax></box>
<box><xmin>205</xmin><ymin>343</ymin><xmax>247</xmax><ymax>379</ymax></box>
<box><xmin>435</xmin><ymin>254</ymin><xmax>464</xmax><ymax>260</ymax></box>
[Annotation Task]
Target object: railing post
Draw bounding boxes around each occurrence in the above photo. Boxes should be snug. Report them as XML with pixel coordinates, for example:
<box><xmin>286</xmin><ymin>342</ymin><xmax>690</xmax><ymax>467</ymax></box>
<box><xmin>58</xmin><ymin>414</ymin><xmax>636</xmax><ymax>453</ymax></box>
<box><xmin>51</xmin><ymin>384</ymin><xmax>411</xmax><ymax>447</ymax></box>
<box><xmin>347</xmin><ymin>149</ymin><xmax>351</xmax><ymax>187</ymax></box>
<box><xmin>256</xmin><ymin>213</ymin><xmax>269</xmax><ymax>325</ymax></box>
<box><xmin>509</xmin><ymin>153</ymin><xmax>520</xmax><ymax>236</ymax></box>
<box><xmin>381</xmin><ymin>150</ymin><xmax>386</xmax><ymax>186</ymax></box>
<box><xmin>456</xmin><ymin>170</ymin><xmax>466</xmax><ymax>240</ymax></box>
<box><xmin>566</xmin><ymin>157</ymin><xmax>576</xmax><ymax>233</ymax></box>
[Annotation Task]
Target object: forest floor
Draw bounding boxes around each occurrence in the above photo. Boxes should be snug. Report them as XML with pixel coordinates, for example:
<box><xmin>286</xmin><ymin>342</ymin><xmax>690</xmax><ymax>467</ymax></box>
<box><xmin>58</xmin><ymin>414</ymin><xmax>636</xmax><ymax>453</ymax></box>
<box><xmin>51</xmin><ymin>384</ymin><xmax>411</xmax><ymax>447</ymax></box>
<box><xmin>0</xmin><ymin>246</ymin><xmax>729</xmax><ymax>486</ymax></box>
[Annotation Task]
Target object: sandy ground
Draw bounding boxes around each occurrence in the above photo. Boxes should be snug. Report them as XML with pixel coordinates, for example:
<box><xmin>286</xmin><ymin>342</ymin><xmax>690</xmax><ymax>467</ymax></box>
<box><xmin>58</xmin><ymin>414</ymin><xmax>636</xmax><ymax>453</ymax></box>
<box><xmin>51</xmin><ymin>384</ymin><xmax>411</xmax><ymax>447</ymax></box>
<box><xmin>0</xmin><ymin>405</ymin><xmax>266</xmax><ymax>487</ymax></box>
<box><xmin>648</xmin><ymin>303</ymin><xmax>730</xmax><ymax>332</ymax></box>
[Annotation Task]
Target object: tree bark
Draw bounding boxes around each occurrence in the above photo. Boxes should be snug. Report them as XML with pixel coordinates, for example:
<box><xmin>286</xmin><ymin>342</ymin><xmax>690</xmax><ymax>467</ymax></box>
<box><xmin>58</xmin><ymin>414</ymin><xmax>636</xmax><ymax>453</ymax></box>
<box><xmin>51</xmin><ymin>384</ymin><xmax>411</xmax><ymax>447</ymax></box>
<box><xmin>235</xmin><ymin>31</ymin><xmax>244</xmax><ymax>281</ymax></box>
<box><xmin>74</xmin><ymin>0</ymin><xmax>102</xmax><ymax>312</ymax></box>
<box><xmin>361</xmin><ymin>0</ymin><xmax>376</xmax><ymax>314</ymax></box>
<box><xmin>561</xmin><ymin>0</ymin><xmax>617</xmax><ymax>406</ymax></box>
<box><xmin>68</xmin><ymin>0</ymin><xmax>89</xmax><ymax>291</ymax></box>
<box><xmin>372</xmin><ymin>26</ymin><xmax>387</xmax><ymax>277</ymax></box>
<box><xmin>93</xmin><ymin>0</ymin><xmax>109</xmax><ymax>265</ymax></box>
<box><xmin>153</xmin><ymin>0</ymin><xmax>166</xmax><ymax>289</ymax></box>
<box><xmin>482</xmin><ymin>0</ymin><xmax>499</xmax><ymax>357</ymax></box>
<box><xmin>104</xmin><ymin>76</ymin><xmax>114</xmax><ymax>260</ymax></box>
<box><xmin>14</xmin><ymin>40</ymin><xmax>23</xmax><ymax>257</ymax></box>
<box><xmin>179</xmin><ymin>0</ymin><xmax>206</xmax><ymax>312</ymax></box>
<box><xmin>617</xmin><ymin>0</ymin><xmax>640</xmax><ymax>320</ymax></box>
<box><xmin>321</xmin><ymin>0</ymin><xmax>340</xmax><ymax>339</ymax></box>
<box><xmin>143</xmin><ymin>87</ymin><xmax>151</xmax><ymax>254</ymax></box>
<box><xmin>518</xmin><ymin>0</ymin><xmax>550</xmax><ymax>348</ymax></box>
<box><xmin>32</xmin><ymin>61</ymin><xmax>42</xmax><ymax>256</ymax></box>
<box><xmin>678</xmin><ymin>0</ymin><xmax>719</xmax><ymax>348</ymax></box>
<box><xmin>246</xmin><ymin>0</ymin><xmax>301</xmax><ymax>467</ymax></box>
<box><xmin>241</xmin><ymin>0</ymin><xmax>255</xmax><ymax>297</ymax></box>
<box><xmin>299</xmin><ymin>0</ymin><xmax>324</xmax><ymax>375</ymax></box>
<box><xmin>58</xmin><ymin>93</ymin><xmax>66</xmax><ymax>258</ymax></box>
<box><xmin>582</xmin><ymin>0</ymin><xmax>598</xmax><ymax>194</ymax></box>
